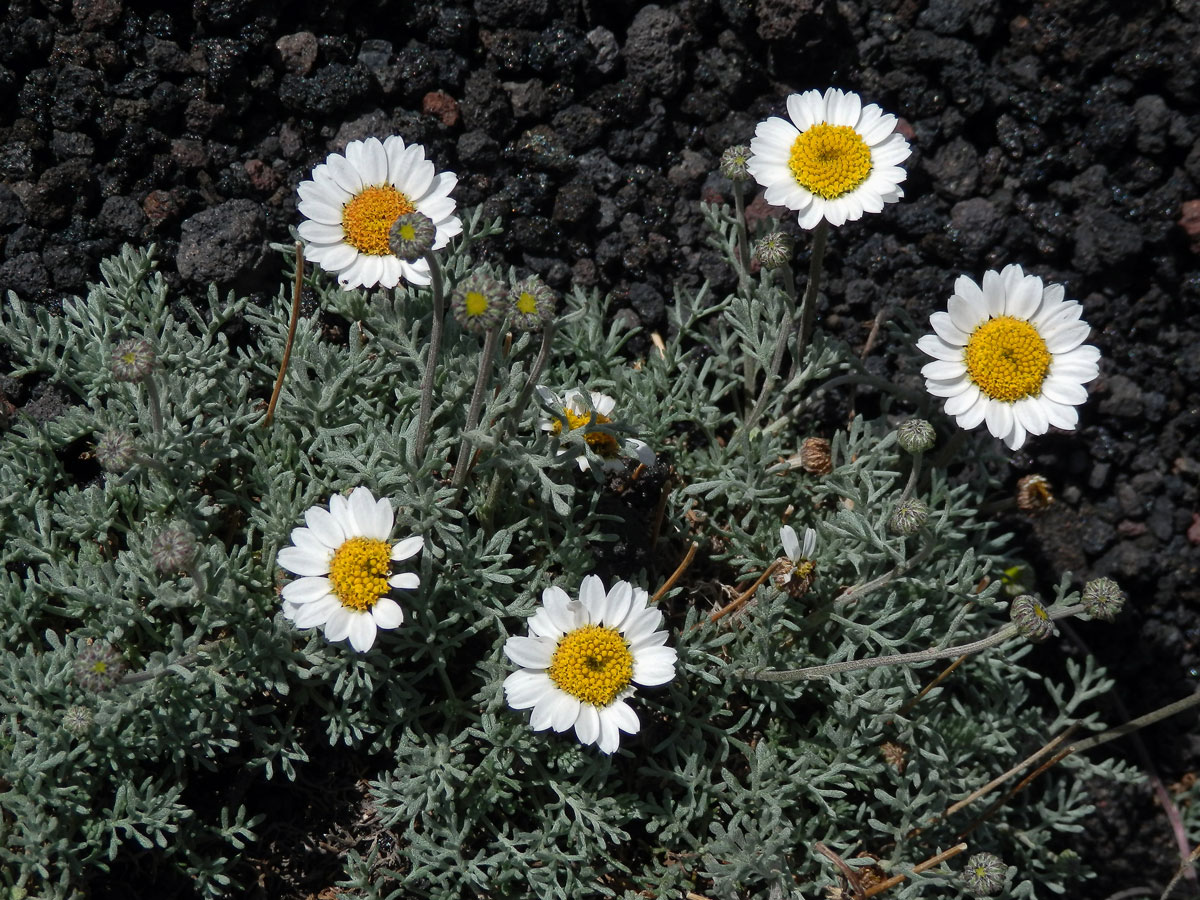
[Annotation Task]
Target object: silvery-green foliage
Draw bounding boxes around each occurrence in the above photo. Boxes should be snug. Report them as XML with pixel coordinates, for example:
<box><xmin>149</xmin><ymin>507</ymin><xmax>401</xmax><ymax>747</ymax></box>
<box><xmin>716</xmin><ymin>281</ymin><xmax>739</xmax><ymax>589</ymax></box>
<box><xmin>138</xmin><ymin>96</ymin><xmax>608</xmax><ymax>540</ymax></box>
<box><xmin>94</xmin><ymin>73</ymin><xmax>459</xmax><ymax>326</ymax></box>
<box><xmin>0</xmin><ymin>203</ymin><xmax>1138</xmax><ymax>900</ymax></box>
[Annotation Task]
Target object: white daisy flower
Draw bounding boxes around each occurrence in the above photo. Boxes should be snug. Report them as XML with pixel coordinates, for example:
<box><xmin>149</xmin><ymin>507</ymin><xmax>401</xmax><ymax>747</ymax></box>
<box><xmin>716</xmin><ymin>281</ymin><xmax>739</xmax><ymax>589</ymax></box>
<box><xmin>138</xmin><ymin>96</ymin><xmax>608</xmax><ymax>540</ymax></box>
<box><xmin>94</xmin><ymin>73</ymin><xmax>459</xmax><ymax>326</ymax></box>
<box><xmin>775</xmin><ymin>525</ymin><xmax>818</xmax><ymax>596</ymax></box>
<box><xmin>503</xmin><ymin>575</ymin><xmax>677</xmax><ymax>754</ymax></box>
<box><xmin>276</xmin><ymin>486</ymin><xmax>423</xmax><ymax>653</ymax></box>
<box><xmin>747</xmin><ymin>87</ymin><xmax>911</xmax><ymax>229</ymax></box>
<box><xmin>917</xmin><ymin>264</ymin><xmax>1101</xmax><ymax>451</ymax></box>
<box><xmin>536</xmin><ymin>386</ymin><xmax>656</xmax><ymax>472</ymax></box>
<box><xmin>296</xmin><ymin>135</ymin><xmax>462</xmax><ymax>290</ymax></box>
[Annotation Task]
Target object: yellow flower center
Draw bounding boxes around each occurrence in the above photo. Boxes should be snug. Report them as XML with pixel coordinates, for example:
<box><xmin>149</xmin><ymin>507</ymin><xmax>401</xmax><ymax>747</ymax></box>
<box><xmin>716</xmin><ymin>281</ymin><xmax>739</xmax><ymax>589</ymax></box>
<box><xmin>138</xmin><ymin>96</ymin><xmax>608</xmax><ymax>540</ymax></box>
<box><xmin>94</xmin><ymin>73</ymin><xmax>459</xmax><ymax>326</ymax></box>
<box><xmin>465</xmin><ymin>290</ymin><xmax>489</xmax><ymax>317</ymax></box>
<box><xmin>341</xmin><ymin>185</ymin><xmax>415</xmax><ymax>256</ymax></box>
<box><xmin>964</xmin><ymin>316</ymin><xmax>1051</xmax><ymax>402</ymax></box>
<box><xmin>547</xmin><ymin>624</ymin><xmax>633</xmax><ymax>707</ymax></box>
<box><xmin>120</xmin><ymin>352</ymin><xmax>136</xmax><ymax>365</ymax></box>
<box><xmin>788</xmin><ymin>123</ymin><xmax>873</xmax><ymax>200</ymax></box>
<box><xmin>517</xmin><ymin>291</ymin><xmax>538</xmax><ymax>315</ymax></box>
<box><xmin>328</xmin><ymin>536</ymin><xmax>392</xmax><ymax>611</ymax></box>
<box><xmin>396</xmin><ymin>222</ymin><xmax>416</xmax><ymax>241</ymax></box>
<box><xmin>551</xmin><ymin>408</ymin><xmax>619</xmax><ymax>457</ymax></box>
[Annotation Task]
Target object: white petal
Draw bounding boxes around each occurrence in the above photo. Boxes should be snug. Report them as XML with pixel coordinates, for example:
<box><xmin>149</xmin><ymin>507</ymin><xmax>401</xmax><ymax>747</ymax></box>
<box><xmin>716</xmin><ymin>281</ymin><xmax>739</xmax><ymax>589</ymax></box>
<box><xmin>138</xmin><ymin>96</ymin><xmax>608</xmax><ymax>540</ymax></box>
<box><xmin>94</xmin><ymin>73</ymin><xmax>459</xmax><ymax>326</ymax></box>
<box><xmin>924</xmin><ymin>377</ymin><xmax>972</xmax><ymax>398</ymax></box>
<box><xmin>291</xmin><ymin>595</ymin><xmax>341</xmax><ymax>629</ymax></box>
<box><xmin>348</xmin><ymin>487</ymin><xmax>384</xmax><ymax>539</ymax></box>
<box><xmin>323</xmin><ymin>607</ymin><xmax>354</xmax><ymax>642</ymax></box>
<box><xmin>954</xmin><ymin>274</ymin><xmax>987</xmax><ymax>314</ymax></box>
<box><xmin>305</xmin><ymin>506</ymin><xmax>345</xmax><ymax>549</ymax></box>
<box><xmin>1014</xmin><ymin>397</ymin><xmax>1049</xmax><ymax>436</ymax></box>
<box><xmin>327</xmin><ymin>152</ymin><xmax>363</xmax><ymax>194</ymax></box>
<box><xmin>956</xmin><ymin>394</ymin><xmax>988</xmax><ymax>429</ymax></box>
<box><xmin>1007</xmin><ymin>416</ymin><xmax>1027</xmax><ymax>450</ymax></box>
<box><xmin>930</xmin><ymin>311</ymin><xmax>968</xmax><ymax>346</ymax></box>
<box><xmin>916</xmin><ymin>334</ymin><xmax>963</xmax><ymax>362</ymax></box>
<box><xmin>297</xmin><ymin>220</ymin><xmax>346</xmax><ymax>243</ymax></box>
<box><xmin>984</xmin><ymin>402</ymin><xmax>1014</xmax><ymax>444</ymax></box>
<box><xmin>388</xmin><ymin>572</ymin><xmax>420</xmax><ymax>590</ymax></box>
<box><xmin>359</xmin><ymin>136</ymin><xmax>388</xmax><ymax>185</ymax></box>
<box><xmin>944</xmin><ymin>383</ymin><xmax>981</xmax><ymax>416</ymax></box>
<box><xmin>797</xmin><ymin>202</ymin><xmax>826</xmax><ymax>230</ymax></box>
<box><xmin>347</xmin><ymin>614</ymin><xmax>377</xmax><ymax>652</ymax></box>
<box><xmin>1043</xmin><ymin>399</ymin><xmax>1078</xmax><ymax>430</ymax></box>
<box><xmin>276</xmin><ymin>546</ymin><xmax>331</xmax><ymax>577</ymax></box>
<box><xmin>780</xmin><ymin>525</ymin><xmax>800</xmax><ymax>561</ymax></box>
<box><xmin>529</xmin><ymin>690</ymin><xmax>557</xmax><ymax>731</ymax></box>
<box><xmin>289</xmin><ymin>527</ymin><xmax>329</xmax><ymax>559</ymax></box>
<box><xmin>1041</xmin><ymin>378</ymin><xmax>1089</xmax><ymax>406</ymax></box>
<box><xmin>541</xmin><ymin>586</ymin><xmax>576</xmax><ymax>634</ymax></box>
<box><xmin>633</xmin><ymin>645</ymin><xmax>677</xmax><ymax>686</ymax></box>
<box><xmin>574</xmin><ymin>704</ymin><xmax>600</xmax><ymax>746</ymax></box>
<box><xmin>549</xmin><ymin>693</ymin><xmax>581</xmax><ymax>733</ymax></box>
<box><xmin>398</xmin><ymin>258</ymin><xmax>432</xmax><ymax>285</ymax></box>
<box><xmin>603</xmin><ymin>581</ymin><xmax>634</xmax><ymax>629</ymax></box>
<box><xmin>921</xmin><ymin>359</ymin><xmax>967</xmax><ymax>381</ymax></box>
<box><xmin>1005</xmin><ymin>274</ymin><xmax>1043</xmax><ymax>320</ymax></box>
<box><xmin>622</xmin><ymin>606</ymin><xmax>665</xmax><ymax>646</ymax></box>
<box><xmin>606</xmin><ymin>699</ymin><xmax>640</xmax><ymax>736</ymax></box>
<box><xmin>504</xmin><ymin>669</ymin><xmax>552</xmax><ymax>709</ymax></box>
<box><xmin>625</xmin><ymin>438</ymin><xmax>656</xmax><ymax>466</ymax></box>
<box><xmin>318</xmin><ymin>242</ymin><xmax>358</xmax><ymax>272</ymax></box>
<box><xmin>948</xmin><ymin>292</ymin><xmax>987</xmax><ymax>333</ymax></box>
<box><xmin>504</xmin><ymin>635</ymin><xmax>555</xmax><ymax>669</ymax></box>
<box><xmin>1044</xmin><ymin>322</ymin><xmax>1091</xmax><ymax>354</ymax></box>
<box><xmin>281</xmin><ymin>576</ymin><xmax>333</xmax><ymax>604</ymax></box>
<box><xmin>579</xmin><ymin>575</ymin><xmax>606</xmax><ymax>621</ymax></box>
<box><xmin>378</xmin><ymin>255</ymin><xmax>402</xmax><ymax>289</ymax></box>
<box><xmin>596</xmin><ymin>710</ymin><xmax>621</xmax><ymax>754</ymax></box>
<box><xmin>371</xmin><ymin>596</ymin><xmax>405</xmax><ymax>630</ymax></box>
<box><xmin>391</xmin><ymin>535</ymin><xmax>424</xmax><ymax>562</ymax></box>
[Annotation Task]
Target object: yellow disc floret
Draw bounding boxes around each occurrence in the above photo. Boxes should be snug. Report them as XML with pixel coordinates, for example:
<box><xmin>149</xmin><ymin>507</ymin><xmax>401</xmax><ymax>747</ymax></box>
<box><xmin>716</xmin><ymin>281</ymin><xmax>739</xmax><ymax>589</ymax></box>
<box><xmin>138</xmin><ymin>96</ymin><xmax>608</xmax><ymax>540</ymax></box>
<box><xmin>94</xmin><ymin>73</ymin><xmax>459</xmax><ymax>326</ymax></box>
<box><xmin>547</xmin><ymin>624</ymin><xmax>634</xmax><ymax>707</ymax></box>
<box><xmin>964</xmin><ymin>316</ymin><xmax>1051</xmax><ymax>402</ymax></box>
<box><xmin>517</xmin><ymin>291</ymin><xmax>538</xmax><ymax>315</ymax></box>
<box><xmin>465</xmin><ymin>290</ymin><xmax>489</xmax><ymax>317</ymax></box>
<box><xmin>341</xmin><ymin>185</ymin><xmax>415</xmax><ymax>256</ymax></box>
<box><xmin>788</xmin><ymin>123</ymin><xmax>873</xmax><ymax>200</ymax></box>
<box><xmin>328</xmin><ymin>536</ymin><xmax>392</xmax><ymax>611</ymax></box>
<box><xmin>551</xmin><ymin>408</ymin><xmax>620</xmax><ymax>457</ymax></box>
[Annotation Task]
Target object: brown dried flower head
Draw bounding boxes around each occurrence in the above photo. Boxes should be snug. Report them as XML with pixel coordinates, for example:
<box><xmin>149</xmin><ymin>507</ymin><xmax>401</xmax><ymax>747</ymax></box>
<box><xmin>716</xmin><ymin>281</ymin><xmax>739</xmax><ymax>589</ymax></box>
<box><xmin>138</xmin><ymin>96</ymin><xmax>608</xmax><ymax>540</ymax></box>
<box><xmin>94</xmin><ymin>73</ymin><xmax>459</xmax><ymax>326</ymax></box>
<box><xmin>799</xmin><ymin>436</ymin><xmax>833</xmax><ymax>475</ymax></box>
<box><xmin>1016</xmin><ymin>474</ymin><xmax>1053</xmax><ymax>512</ymax></box>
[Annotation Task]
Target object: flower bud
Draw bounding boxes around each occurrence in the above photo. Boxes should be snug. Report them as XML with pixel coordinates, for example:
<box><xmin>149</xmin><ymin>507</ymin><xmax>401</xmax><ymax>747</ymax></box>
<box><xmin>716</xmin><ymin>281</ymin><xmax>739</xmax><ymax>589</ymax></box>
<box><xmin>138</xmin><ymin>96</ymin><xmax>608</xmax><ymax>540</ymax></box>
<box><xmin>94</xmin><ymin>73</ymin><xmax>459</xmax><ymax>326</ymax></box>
<box><xmin>74</xmin><ymin>641</ymin><xmax>125</xmax><ymax>693</ymax></box>
<box><xmin>388</xmin><ymin>211</ymin><xmax>436</xmax><ymax>262</ymax></box>
<box><xmin>798</xmin><ymin>436</ymin><xmax>832</xmax><ymax>475</ymax></box>
<box><xmin>960</xmin><ymin>852</ymin><xmax>1006</xmax><ymax>897</ymax></box>
<box><xmin>1016</xmin><ymin>474</ymin><xmax>1053</xmax><ymax>513</ymax></box>
<box><xmin>451</xmin><ymin>270</ymin><xmax>508</xmax><ymax>333</ymax></box>
<box><xmin>151</xmin><ymin>527</ymin><xmax>197</xmax><ymax>574</ymax></box>
<box><xmin>1081</xmin><ymin>576</ymin><xmax>1125</xmax><ymax>622</ymax></box>
<box><xmin>508</xmin><ymin>275</ymin><xmax>557</xmax><ymax>332</ymax></box>
<box><xmin>719</xmin><ymin>145</ymin><xmax>752</xmax><ymax>182</ymax></box>
<box><xmin>754</xmin><ymin>232</ymin><xmax>794</xmax><ymax>270</ymax></box>
<box><xmin>61</xmin><ymin>705</ymin><xmax>93</xmax><ymax>737</ymax></box>
<box><xmin>896</xmin><ymin>418</ymin><xmax>935</xmax><ymax>454</ymax></box>
<box><xmin>110</xmin><ymin>337</ymin><xmax>156</xmax><ymax>382</ymax></box>
<box><xmin>1009</xmin><ymin>594</ymin><xmax>1057</xmax><ymax>642</ymax></box>
<box><xmin>888</xmin><ymin>498</ymin><xmax>929</xmax><ymax>536</ymax></box>
<box><xmin>94</xmin><ymin>429</ymin><xmax>137</xmax><ymax>473</ymax></box>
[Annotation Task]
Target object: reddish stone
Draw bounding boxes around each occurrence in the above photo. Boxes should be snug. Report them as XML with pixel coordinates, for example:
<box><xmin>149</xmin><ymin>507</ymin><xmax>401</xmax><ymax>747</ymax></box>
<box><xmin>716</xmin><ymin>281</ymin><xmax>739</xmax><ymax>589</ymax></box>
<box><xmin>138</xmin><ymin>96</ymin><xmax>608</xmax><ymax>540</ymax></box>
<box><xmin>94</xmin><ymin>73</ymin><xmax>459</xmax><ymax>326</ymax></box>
<box><xmin>894</xmin><ymin>117</ymin><xmax>916</xmax><ymax>142</ymax></box>
<box><xmin>1188</xmin><ymin>513</ymin><xmax>1200</xmax><ymax>546</ymax></box>
<box><xmin>244</xmin><ymin>159</ymin><xmax>279</xmax><ymax>192</ymax></box>
<box><xmin>1178</xmin><ymin>199</ymin><xmax>1200</xmax><ymax>252</ymax></box>
<box><xmin>142</xmin><ymin>189</ymin><xmax>180</xmax><ymax>226</ymax></box>
<box><xmin>422</xmin><ymin>91</ymin><xmax>460</xmax><ymax>128</ymax></box>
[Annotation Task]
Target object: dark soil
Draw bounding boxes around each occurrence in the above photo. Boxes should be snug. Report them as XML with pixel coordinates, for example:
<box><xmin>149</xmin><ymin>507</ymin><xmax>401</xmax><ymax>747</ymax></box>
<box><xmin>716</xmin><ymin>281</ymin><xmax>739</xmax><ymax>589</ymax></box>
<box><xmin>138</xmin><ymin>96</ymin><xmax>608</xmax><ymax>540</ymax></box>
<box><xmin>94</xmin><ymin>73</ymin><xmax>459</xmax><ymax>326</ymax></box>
<box><xmin>3</xmin><ymin>0</ymin><xmax>1199</xmax><ymax>895</ymax></box>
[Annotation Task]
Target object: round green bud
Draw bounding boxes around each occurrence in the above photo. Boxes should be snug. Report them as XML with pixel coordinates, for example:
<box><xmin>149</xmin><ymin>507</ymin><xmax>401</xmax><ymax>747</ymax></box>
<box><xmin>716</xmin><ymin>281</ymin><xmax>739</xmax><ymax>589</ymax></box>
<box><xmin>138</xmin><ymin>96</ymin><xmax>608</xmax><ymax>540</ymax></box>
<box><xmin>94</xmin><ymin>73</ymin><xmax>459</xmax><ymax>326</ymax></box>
<box><xmin>896</xmin><ymin>418</ymin><xmax>936</xmax><ymax>454</ymax></box>
<box><xmin>388</xmin><ymin>211</ymin><xmax>436</xmax><ymax>262</ymax></box>
<box><xmin>960</xmin><ymin>852</ymin><xmax>1007</xmax><ymax>897</ymax></box>
<box><xmin>451</xmin><ymin>270</ymin><xmax>508</xmax><ymax>334</ymax></box>
<box><xmin>61</xmin><ymin>705</ymin><xmax>93</xmax><ymax>737</ymax></box>
<box><xmin>719</xmin><ymin>145</ymin><xmax>752</xmax><ymax>182</ymax></box>
<box><xmin>111</xmin><ymin>337</ymin><xmax>156</xmax><ymax>382</ymax></box>
<box><xmin>888</xmin><ymin>498</ymin><xmax>929</xmax><ymax>536</ymax></box>
<box><xmin>1010</xmin><ymin>594</ymin><xmax>1057</xmax><ymax>643</ymax></box>
<box><xmin>508</xmin><ymin>275</ymin><xmax>557</xmax><ymax>332</ymax></box>
<box><xmin>94</xmin><ymin>429</ymin><xmax>137</xmax><ymax>473</ymax></box>
<box><xmin>755</xmin><ymin>232</ymin><xmax>794</xmax><ymax>270</ymax></box>
<box><xmin>1081</xmin><ymin>576</ymin><xmax>1125</xmax><ymax>622</ymax></box>
<box><xmin>74</xmin><ymin>641</ymin><xmax>125</xmax><ymax>693</ymax></box>
<box><xmin>151</xmin><ymin>527</ymin><xmax>197</xmax><ymax>574</ymax></box>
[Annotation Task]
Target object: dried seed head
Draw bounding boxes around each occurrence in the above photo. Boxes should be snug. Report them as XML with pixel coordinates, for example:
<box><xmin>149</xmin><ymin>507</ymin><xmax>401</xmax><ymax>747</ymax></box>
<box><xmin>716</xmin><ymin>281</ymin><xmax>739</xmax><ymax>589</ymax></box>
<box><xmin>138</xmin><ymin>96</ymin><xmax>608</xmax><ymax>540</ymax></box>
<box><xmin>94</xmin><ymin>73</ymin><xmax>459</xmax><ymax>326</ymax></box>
<box><xmin>1081</xmin><ymin>576</ymin><xmax>1125</xmax><ymax>622</ymax></box>
<box><xmin>110</xmin><ymin>337</ymin><xmax>156</xmax><ymax>382</ymax></box>
<box><xmin>1016</xmin><ymin>474</ymin><xmax>1054</xmax><ymax>512</ymax></box>
<box><xmin>1009</xmin><ymin>594</ymin><xmax>1057</xmax><ymax>642</ymax></box>
<box><xmin>151</xmin><ymin>527</ymin><xmax>197</xmax><ymax>574</ymax></box>
<box><xmin>799</xmin><ymin>437</ymin><xmax>833</xmax><ymax>475</ymax></box>
<box><xmin>94</xmin><ymin>429</ymin><xmax>137</xmax><ymax>473</ymax></box>
<box><xmin>960</xmin><ymin>852</ymin><xmax>1007</xmax><ymax>897</ymax></box>
<box><xmin>888</xmin><ymin>498</ymin><xmax>929</xmax><ymax>536</ymax></box>
<box><xmin>388</xmin><ymin>211</ymin><xmax>436</xmax><ymax>262</ymax></box>
<box><xmin>719</xmin><ymin>144</ymin><xmax>752</xmax><ymax>182</ymax></box>
<box><xmin>880</xmin><ymin>740</ymin><xmax>907</xmax><ymax>774</ymax></box>
<box><xmin>896</xmin><ymin>418</ymin><xmax>936</xmax><ymax>454</ymax></box>
<box><xmin>74</xmin><ymin>641</ymin><xmax>125</xmax><ymax>693</ymax></box>
<box><xmin>754</xmin><ymin>231</ymin><xmax>794</xmax><ymax>270</ymax></box>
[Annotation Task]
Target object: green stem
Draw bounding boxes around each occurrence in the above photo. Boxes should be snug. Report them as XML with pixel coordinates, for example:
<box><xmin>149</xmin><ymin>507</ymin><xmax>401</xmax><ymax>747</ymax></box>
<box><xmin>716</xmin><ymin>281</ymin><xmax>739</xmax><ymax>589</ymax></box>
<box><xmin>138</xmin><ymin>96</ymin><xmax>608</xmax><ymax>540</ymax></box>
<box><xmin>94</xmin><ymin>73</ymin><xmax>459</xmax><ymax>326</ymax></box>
<box><xmin>451</xmin><ymin>327</ymin><xmax>501</xmax><ymax>490</ymax></box>
<box><xmin>733</xmin><ymin>181</ymin><xmax>750</xmax><ymax>277</ymax></box>
<box><xmin>415</xmin><ymin>251</ymin><xmax>445</xmax><ymax>461</ymax></box>
<box><xmin>741</xmin><ymin>602</ymin><xmax>1087</xmax><ymax>683</ymax></box>
<box><xmin>795</xmin><ymin>219</ymin><xmax>829</xmax><ymax>371</ymax></box>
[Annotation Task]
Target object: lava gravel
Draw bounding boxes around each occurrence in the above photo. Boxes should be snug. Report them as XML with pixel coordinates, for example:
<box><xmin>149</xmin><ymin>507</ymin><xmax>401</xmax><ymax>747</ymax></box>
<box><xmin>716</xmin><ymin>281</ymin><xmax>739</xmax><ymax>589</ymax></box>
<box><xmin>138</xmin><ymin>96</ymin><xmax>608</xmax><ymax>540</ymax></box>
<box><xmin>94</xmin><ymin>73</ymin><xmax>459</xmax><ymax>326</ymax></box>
<box><xmin>2</xmin><ymin>0</ymin><xmax>1199</xmax><ymax>894</ymax></box>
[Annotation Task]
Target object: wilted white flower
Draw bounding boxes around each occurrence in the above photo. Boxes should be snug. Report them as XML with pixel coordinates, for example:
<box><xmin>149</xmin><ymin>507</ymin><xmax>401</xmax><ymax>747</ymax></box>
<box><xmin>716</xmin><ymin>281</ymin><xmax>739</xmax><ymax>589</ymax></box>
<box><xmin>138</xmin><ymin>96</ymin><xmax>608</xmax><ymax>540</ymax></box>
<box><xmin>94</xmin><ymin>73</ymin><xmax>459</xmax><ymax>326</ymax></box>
<box><xmin>536</xmin><ymin>386</ymin><xmax>655</xmax><ymax>472</ymax></box>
